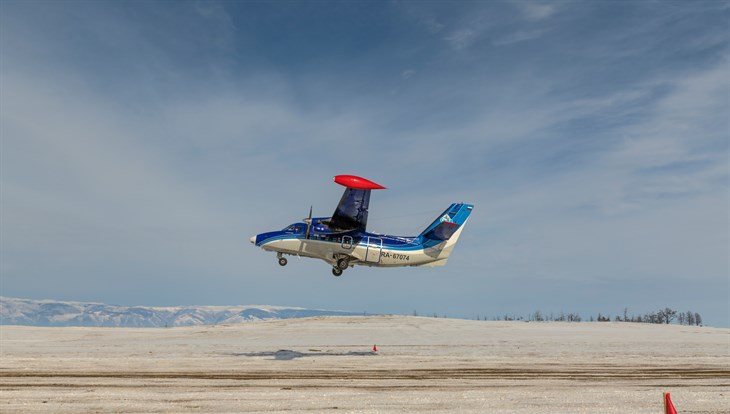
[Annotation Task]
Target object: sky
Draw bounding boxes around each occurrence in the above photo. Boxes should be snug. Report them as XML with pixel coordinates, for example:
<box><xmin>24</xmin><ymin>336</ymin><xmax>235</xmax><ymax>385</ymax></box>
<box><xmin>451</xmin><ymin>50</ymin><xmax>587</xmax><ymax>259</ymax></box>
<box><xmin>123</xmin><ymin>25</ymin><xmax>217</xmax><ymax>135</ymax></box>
<box><xmin>1</xmin><ymin>1</ymin><xmax>728</xmax><ymax>326</ymax></box>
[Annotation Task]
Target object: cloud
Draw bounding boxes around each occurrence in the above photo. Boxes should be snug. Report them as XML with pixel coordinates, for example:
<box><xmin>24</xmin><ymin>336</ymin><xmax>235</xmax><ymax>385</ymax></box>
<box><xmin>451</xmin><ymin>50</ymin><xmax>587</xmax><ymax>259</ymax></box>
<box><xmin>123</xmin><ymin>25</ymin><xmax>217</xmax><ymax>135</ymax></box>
<box><xmin>517</xmin><ymin>2</ymin><xmax>557</xmax><ymax>21</ymax></box>
<box><xmin>492</xmin><ymin>29</ymin><xmax>545</xmax><ymax>46</ymax></box>
<box><xmin>1</xmin><ymin>1</ymin><xmax>728</xmax><ymax>325</ymax></box>
<box><xmin>401</xmin><ymin>69</ymin><xmax>416</xmax><ymax>79</ymax></box>
<box><xmin>603</xmin><ymin>61</ymin><xmax>729</xmax><ymax>204</ymax></box>
<box><xmin>444</xmin><ymin>28</ymin><xmax>478</xmax><ymax>50</ymax></box>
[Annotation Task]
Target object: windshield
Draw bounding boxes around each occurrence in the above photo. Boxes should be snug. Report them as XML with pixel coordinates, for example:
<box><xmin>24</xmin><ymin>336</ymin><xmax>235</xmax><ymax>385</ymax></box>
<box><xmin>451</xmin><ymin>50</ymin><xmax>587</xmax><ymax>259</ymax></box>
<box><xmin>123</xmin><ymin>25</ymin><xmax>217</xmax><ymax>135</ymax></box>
<box><xmin>282</xmin><ymin>224</ymin><xmax>304</xmax><ymax>233</ymax></box>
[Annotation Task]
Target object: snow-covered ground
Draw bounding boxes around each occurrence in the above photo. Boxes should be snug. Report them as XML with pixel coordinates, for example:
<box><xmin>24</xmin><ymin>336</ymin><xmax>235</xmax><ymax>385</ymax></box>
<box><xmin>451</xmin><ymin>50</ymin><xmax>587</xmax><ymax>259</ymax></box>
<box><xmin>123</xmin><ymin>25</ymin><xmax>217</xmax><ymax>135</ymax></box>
<box><xmin>1</xmin><ymin>315</ymin><xmax>728</xmax><ymax>413</ymax></box>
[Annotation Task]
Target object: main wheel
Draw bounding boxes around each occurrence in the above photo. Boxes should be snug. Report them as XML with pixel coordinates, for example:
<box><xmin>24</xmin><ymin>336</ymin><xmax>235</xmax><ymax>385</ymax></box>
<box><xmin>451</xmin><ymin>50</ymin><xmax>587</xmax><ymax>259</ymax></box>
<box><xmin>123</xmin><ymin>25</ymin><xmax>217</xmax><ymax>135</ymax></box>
<box><xmin>332</xmin><ymin>267</ymin><xmax>343</xmax><ymax>277</ymax></box>
<box><xmin>336</xmin><ymin>257</ymin><xmax>349</xmax><ymax>270</ymax></box>
<box><xmin>278</xmin><ymin>257</ymin><xmax>288</xmax><ymax>266</ymax></box>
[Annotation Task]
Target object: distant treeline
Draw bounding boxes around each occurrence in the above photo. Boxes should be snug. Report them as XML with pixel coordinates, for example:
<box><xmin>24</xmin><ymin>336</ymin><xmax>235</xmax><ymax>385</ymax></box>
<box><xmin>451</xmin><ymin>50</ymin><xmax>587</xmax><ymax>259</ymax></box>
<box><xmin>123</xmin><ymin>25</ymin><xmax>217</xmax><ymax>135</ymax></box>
<box><xmin>591</xmin><ymin>308</ymin><xmax>703</xmax><ymax>326</ymax></box>
<box><xmin>415</xmin><ymin>308</ymin><xmax>703</xmax><ymax>326</ymax></box>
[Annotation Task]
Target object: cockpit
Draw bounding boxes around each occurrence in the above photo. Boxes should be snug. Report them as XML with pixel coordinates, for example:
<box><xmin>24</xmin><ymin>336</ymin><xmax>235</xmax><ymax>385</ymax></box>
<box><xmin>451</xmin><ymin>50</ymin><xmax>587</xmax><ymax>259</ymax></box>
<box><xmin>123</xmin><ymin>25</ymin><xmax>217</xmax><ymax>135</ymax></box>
<box><xmin>282</xmin><ymin>223</ymin><xmax>305</xmax><ymax>234</ymax></box>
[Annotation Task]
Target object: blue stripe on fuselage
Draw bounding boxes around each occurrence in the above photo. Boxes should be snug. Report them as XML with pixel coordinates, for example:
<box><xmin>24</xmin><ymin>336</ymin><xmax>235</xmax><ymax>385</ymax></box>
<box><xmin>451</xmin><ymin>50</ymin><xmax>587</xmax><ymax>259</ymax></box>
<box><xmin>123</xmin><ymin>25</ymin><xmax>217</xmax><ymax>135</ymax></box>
<box><xmin>254</xmin><ymin>203</ymin><xmax>472</xmax><ymax>251</ymax></box>
<box><xmin>255</xmin><ymin>230</ymin><xmax>439</xmax><ymax>251</ymax></box>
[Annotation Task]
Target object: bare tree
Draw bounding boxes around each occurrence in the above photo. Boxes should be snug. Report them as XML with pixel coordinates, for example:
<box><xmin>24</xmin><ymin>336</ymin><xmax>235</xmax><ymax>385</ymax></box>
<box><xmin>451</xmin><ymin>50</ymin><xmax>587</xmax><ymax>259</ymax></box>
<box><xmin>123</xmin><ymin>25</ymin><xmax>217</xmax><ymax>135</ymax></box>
<box><xmin>663</xmin><ymin>308</ymin><xmax>677</xmax><ymax>324</ymax></box>
<box><xmin>567</xmin><ymin>313</ymin><xmax>581</xmax><ymax>322</ymax></box>
<box><xmin>644</xmin><ymin>311</ymin><xmax>659</xmax><ymax>324</ymax></box>
<box><xmin>694</xmin><ymin>312</ymin><xmax>702</xmax><ymax>326</ymax></box>
<box><xmin>531</xmin><ymin>310</ymin><xmax>544</xmax><ymax>322</ymax></box>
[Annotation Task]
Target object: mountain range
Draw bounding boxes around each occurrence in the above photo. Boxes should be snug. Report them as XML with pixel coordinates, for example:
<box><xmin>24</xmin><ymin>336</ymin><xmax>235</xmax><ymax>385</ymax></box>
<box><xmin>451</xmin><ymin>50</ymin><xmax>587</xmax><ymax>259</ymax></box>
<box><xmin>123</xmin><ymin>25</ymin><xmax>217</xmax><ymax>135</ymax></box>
<box><xmin>0</xmin><ymin>296</ymin><xmax>361</xmax><ymax>327</ymax></box>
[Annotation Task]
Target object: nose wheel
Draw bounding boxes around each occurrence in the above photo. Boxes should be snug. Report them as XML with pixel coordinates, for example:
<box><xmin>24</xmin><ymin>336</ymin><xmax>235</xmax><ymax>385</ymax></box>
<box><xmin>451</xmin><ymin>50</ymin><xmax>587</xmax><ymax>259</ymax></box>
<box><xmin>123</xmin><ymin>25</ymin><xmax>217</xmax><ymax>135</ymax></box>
<box><xmin>277</xmin><ymin>254</ymin><xmax>288</xmax><ymax>266</ymax></box>
<box><xmin>332</xmin><ymin>267</ymin><xmax>343</xmax><ymax>277</ymax></box>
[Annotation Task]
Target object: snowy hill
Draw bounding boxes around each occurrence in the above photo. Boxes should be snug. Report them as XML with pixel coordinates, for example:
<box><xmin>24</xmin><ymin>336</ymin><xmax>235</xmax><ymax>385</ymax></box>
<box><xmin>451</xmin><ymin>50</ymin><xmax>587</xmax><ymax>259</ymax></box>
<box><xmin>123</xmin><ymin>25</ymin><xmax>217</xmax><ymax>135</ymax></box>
<box><xmin>0</xmin><ymin>297</ymin><xmax>361</xmax><ymax>327</ymax></box>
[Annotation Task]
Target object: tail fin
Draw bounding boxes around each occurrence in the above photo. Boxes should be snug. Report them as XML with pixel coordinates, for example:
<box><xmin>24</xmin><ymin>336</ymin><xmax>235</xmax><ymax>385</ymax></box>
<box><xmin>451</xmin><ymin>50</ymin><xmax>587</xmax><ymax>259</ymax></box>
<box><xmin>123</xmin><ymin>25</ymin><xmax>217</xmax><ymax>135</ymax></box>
<box><xmin>419</xmin><ymin>203</ymin><xmax>473</xmax><ymax>241</ymax></box>
<box><xmin>417</xmin><ymin>203</ymin><xmax>473</xmax><ymax>267</ymax></box>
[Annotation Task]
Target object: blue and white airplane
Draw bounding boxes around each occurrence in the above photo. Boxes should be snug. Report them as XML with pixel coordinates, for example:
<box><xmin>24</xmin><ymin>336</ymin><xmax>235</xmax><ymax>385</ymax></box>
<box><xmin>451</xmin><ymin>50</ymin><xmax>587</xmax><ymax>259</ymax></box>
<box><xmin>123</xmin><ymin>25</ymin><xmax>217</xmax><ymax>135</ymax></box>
<box><xmin>250</xmin><ymin>175</ymin><xmax>473</xmax><ymax>276</ymax></box>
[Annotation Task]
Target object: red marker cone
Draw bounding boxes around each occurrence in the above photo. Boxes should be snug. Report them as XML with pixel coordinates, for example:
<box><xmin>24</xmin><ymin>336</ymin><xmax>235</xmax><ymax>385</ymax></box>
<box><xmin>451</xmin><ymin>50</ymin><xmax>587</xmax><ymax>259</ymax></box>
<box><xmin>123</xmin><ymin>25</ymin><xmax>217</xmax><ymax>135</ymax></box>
<box><xmin>373</xmin><ymin>344</ymin><xmax>377</xmax><ymax>352</ymax></box>
<box><xmin>664</xmin><ymin>392</ymin><xmax>678</xmax><ymax>414</ymax></box>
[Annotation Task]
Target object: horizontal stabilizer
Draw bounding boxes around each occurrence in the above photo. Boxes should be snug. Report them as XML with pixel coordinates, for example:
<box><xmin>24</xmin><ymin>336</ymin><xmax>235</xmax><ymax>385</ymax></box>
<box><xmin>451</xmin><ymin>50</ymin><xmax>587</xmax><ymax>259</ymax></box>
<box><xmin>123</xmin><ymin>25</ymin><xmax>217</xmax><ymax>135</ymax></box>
<box><xmin>418</xmin><ymin>203</ymin><xmax>473</xmax><ymax>241</ymax></box>
<box><xmin>423</xmin><ymin>221</ymin><xmax>460</xmax><ymax>241</ymax></box>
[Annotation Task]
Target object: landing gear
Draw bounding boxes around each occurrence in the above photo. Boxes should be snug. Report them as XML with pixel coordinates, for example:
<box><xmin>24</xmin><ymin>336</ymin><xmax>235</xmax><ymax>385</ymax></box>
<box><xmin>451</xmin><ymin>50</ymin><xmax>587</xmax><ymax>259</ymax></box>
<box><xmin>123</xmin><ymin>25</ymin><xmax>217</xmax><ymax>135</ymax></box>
<box><xmin>336</xmin><ymin>257</ymin><xmax>350</xmax><ymax>270</ymax></box>
<box><xmin>277</xmin><ymin>253</ymin><xmax>287</xmax><ymax>266</ymax></box>
<box><xmin>332</xmin><ymin>255</ymin><xmax>349</xmax><ymax>276</ymax></box>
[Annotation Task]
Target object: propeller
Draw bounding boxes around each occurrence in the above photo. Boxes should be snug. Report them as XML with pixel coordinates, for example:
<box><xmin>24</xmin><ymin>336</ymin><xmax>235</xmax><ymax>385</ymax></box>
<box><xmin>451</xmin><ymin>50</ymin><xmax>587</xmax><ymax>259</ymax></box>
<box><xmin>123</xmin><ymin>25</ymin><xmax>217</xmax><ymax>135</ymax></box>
<box><xmin>303</xmin><ymin>205</ymin><xmax>313</xmax><ymax>239</ymax></box>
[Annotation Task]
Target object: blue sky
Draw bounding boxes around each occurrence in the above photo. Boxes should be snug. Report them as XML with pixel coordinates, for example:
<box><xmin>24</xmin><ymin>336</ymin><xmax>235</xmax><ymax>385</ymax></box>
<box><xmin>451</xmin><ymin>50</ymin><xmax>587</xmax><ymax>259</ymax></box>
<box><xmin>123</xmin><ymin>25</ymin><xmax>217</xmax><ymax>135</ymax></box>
<box><xmin>1</xmin><ymin>1</ymin><xmax>728</xmax><ymax>326</ymax></box>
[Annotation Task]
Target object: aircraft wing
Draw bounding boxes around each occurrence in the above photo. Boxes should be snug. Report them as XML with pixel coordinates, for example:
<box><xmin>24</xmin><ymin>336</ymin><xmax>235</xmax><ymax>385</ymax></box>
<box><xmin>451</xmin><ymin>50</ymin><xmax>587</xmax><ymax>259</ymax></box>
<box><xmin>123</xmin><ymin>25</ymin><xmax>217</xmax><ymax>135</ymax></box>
<box><xmin>327</xmin><ymin>175</ymin><xmax>385</xmax><ymax>231</ymax></box>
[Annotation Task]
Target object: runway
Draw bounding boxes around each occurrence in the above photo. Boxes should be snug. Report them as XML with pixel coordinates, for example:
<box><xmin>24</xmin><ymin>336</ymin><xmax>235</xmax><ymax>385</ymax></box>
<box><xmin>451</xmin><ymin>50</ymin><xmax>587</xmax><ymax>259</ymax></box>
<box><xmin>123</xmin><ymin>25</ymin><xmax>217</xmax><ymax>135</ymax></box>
<box><xmin>1</xmin><ymin>316</ymin><xmax>728</xmax><ymax>413</ymax></box>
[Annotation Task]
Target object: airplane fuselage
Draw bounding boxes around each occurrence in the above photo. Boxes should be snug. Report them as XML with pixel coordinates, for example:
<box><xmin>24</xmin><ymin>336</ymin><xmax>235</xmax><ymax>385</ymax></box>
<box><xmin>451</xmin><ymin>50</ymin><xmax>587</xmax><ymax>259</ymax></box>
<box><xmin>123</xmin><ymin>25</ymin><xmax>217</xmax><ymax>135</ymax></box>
<box><xmin>251</xmin><ymin>221</ymin><xmax>467</xmax><ymax>268</ymax></box>
<box><xmin>250</xmin><ymin>175</ymin><xmax>472</xmax><ymax>276</ymax></box>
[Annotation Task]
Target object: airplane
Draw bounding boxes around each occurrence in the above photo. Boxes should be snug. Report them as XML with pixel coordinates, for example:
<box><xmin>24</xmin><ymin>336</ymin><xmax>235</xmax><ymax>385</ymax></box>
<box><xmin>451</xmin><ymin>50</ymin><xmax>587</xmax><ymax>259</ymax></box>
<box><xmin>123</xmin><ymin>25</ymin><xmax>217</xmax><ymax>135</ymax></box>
<box><xmin>250</xmin><ymin>175</ymin><xmax>473</xmax><ymax>276</ymax></box>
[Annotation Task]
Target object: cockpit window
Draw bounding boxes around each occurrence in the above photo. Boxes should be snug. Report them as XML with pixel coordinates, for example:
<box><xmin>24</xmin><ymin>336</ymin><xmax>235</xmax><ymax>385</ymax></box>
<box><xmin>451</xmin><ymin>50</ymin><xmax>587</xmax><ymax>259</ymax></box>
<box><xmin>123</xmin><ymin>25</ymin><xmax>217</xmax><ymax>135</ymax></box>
<box><xmin>283</xmin><ymin>224</ymin><xmax>305</xmax><ymax>233</ymax></box>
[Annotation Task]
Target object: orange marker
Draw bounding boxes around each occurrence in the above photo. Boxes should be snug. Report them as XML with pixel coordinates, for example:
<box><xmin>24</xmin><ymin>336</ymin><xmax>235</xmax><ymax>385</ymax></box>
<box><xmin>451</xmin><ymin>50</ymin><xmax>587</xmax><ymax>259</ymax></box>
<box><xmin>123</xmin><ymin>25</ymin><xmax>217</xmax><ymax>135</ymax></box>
<box><xmin>664</xmin><ymin>392</ymin><xmax>678</xmax><ymax>414</ymax></box>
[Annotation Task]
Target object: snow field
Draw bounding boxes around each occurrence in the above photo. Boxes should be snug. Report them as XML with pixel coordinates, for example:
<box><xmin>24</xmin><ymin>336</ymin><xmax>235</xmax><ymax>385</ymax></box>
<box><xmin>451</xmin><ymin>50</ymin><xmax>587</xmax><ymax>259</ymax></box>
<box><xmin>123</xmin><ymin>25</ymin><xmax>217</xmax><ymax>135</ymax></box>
<box><xmin>1</xmin><ymin>315</ymin><xmax>728</xmax><ymax>413</ymax></box>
